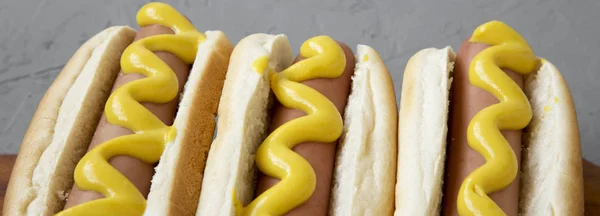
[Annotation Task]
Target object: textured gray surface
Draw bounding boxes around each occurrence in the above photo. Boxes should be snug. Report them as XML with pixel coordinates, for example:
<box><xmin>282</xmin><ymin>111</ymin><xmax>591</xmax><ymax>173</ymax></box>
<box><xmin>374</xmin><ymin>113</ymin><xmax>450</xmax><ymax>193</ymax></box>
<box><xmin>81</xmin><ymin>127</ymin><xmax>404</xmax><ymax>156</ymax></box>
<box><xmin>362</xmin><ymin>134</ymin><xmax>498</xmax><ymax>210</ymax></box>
<box><xmin>0</xmin><ymin>0</ymin><xmax>598</xmax><ymax>163</ymax></box>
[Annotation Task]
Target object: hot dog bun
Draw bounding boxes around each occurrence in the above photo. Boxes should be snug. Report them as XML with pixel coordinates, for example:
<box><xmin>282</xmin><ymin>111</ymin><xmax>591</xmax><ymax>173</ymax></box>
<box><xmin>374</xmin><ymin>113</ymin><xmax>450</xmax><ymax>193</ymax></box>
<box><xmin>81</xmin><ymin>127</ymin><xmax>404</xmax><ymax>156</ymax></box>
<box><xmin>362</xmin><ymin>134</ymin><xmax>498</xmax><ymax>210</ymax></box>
<box><xmin>144</xmin><ymin>30</ymin><xmax>233</xmax><ymax>216</ymax></box>
<box><xmin>520</xmin><ymin>59</ymin><xmax>583</xmax><ymax>215</ymax></box>
<box><xmin>395</xmin><ymin>46</ymin><xmax>455</xmax><ymax>216</ymax></box>
<box><xmin>3</xmin><ymin>3</ymin><xmax>233</xmax><ymax>215</ymax></box>
<box><xmin>4</xmin><ymin>26</ymin><xmax>136</xmax><ymax>216</ymax></box>
<box><xmin>397</xmin><ymin>34</ymin><xmax>583</xmax><ymax>215</ymax></box>
<box><xmin>196</xmin><ymin>33</ymin><xmax>293</xmax><ymax>216</ymax></box>
<box><xmin>329</xmin><ymin>45</ymin><xmax>398</xmax><ymax>215</ymax></box>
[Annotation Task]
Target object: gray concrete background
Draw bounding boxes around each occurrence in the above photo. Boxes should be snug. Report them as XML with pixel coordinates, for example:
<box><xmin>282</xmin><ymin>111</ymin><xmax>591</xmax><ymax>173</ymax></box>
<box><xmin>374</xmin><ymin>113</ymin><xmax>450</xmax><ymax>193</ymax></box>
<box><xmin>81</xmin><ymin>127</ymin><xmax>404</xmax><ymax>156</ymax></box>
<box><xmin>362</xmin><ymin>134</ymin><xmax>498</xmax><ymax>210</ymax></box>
<box><xmin>0</xmin><ymin>0</ymin><xmax>598</xmax><ymax>164</ymax></box>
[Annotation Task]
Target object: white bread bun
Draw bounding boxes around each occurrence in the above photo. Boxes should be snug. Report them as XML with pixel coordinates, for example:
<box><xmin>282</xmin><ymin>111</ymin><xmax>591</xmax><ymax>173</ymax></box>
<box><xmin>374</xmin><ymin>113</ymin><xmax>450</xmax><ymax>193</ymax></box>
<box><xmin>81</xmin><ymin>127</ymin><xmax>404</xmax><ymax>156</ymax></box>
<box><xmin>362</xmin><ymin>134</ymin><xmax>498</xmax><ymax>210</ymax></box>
<box><xmin>519</xmin><ymin>59</ymin><xmax>584</xmax><ymax>215</ymax></box>
<box><xmin>395</xmin><ymin>47</ymin><xmax>455</xmax><ymax>216</ymax></box>
<box><xmin>329</xmin><ymin>45</ymin><xmax>398</xmax><ymax>215</ymax></box>
<box><xmin>195</xmin><ymin>33</ymin><xmax>293</xmax><ymax>216</ymax></box>
<box><xmin>144</xmin><ymin>30</ymin><xmax>233</xmax><ymax>216</ymax></box>
<box><xmin>3</xmin><ymin>26</ymin><xmax>136</xmax><ymax>216</ymax></box>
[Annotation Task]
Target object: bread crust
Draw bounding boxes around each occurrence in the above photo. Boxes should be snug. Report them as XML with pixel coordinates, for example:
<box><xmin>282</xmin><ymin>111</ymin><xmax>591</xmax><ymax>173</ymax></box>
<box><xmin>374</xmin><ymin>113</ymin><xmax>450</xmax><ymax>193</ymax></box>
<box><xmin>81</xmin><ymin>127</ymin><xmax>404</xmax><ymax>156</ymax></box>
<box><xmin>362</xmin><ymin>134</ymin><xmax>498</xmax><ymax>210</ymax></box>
<box><xmin>144</xmin><ymin>30</ymin><xmax>234</xmax><ymax>216</ymax></box>
<box><xmin>3</xmin><ymin>26</ymin><xmax>136</xmax><ymax>216</ymax></box>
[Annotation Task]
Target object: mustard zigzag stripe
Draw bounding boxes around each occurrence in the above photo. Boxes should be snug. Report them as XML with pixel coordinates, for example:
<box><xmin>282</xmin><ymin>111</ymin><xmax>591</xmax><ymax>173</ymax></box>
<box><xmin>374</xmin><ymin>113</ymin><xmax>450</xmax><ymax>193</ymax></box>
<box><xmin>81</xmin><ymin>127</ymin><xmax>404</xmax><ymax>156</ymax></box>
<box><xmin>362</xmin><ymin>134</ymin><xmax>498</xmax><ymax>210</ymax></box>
<box><xmin>457</xmin><ymin>21</ymin><xmax>538</xmax><ymax>216</ymax></box>
<box><xmin>57</xmin><ymin>3</ymin><xmax>204</xmax><ymax>215</ymax></box>
<box><xmin>239</xmin><ymin>36</ymin><xmax>345</xmax><ymax>215</ymax></box>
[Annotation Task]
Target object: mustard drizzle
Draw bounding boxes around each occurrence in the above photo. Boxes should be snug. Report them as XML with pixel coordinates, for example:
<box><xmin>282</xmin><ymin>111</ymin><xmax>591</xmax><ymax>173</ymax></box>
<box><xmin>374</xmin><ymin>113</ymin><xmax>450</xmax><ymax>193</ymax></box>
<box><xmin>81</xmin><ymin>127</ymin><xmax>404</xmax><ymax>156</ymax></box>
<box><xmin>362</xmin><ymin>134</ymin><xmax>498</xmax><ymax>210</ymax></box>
<box><xmin>457</xmin><ymin>20</ymin><xmax>539</xmax><ymax>216</ymax></box>
<box><xmin>235</xmin><ymin>36</ymin><xmax>345</xmax><ymax>215</ymax></box>
<box><xmin>57</xmin><ymin>2</ymin><xmax>204</xmax><ymax>215</ymax></box>
<box><xmin>252</xmin><ymin>56</ymin><xmax>269</xmax><ymax>74</ymax></box>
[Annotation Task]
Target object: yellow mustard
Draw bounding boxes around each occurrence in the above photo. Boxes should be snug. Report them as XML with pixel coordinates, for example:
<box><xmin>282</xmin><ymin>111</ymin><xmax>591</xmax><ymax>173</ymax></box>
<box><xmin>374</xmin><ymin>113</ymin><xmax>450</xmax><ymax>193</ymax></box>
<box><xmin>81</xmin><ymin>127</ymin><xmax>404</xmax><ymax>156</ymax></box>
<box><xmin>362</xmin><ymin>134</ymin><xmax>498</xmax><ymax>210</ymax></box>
<box><xmin>234</xmin><ymin>36</ymin><xmax>345</xmax><ymax>215</ymax></box>
<box><xmin>252</xmin><ymin>56</ymin><xmax>269</xmax><ymax>74</ymax></box>
<box><xmin>457</xmin><ymin>20</ymin><xmax>538</xmax><ymax>216</ymax></box>
<box><xmin>56</xmin><ymin>2</ymin><xmax>204</xmax><ymax>215</ymax></box>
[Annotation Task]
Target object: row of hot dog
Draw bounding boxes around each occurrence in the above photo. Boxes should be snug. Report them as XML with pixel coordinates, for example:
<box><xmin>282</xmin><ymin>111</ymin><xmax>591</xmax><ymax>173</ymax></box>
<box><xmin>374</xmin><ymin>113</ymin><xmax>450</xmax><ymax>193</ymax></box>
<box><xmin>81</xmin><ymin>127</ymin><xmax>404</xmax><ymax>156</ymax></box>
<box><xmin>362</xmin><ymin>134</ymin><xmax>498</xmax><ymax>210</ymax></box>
<box><xmin>3</xmin><ymin>2</ymin><xmax>583</xmax><ymax>216</ymax></box>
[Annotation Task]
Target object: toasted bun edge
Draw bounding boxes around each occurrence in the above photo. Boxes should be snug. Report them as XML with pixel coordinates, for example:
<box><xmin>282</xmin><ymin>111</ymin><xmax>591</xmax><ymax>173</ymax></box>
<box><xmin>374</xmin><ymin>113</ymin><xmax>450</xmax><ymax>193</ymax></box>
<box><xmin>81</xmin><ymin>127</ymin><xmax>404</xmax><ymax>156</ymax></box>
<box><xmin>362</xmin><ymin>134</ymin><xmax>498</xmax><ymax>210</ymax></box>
<box><xmin>143</xmin><ymin>31</ymin><xmax>234</xmax><ymax>216</ymax></box>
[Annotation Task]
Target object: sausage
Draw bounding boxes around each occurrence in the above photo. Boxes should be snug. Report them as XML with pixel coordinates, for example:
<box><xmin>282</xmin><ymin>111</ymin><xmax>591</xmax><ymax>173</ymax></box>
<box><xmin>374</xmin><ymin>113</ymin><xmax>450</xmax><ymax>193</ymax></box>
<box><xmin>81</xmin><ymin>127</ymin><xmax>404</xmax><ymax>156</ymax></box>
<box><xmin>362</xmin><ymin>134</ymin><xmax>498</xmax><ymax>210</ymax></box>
<box><xmin>442</xmin><ymin>38</ymin><xmax>524</xmax><ymax>216</ymax></box>
<box><xmin>254</xmin><ymin>42</ymin><xmax>355</xmax><ymax>216</ymax></box>
<box><xmin>63</xmin><ymin>24</ymin><xmax>191</xmax><ymax>208</ymax></box>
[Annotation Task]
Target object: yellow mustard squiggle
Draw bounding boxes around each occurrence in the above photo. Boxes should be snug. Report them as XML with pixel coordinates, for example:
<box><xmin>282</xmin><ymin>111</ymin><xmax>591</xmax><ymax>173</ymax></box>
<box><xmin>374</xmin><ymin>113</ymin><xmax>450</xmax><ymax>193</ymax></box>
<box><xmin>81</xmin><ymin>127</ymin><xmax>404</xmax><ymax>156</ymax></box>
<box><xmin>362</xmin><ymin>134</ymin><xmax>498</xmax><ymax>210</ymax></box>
<box><xmin>56</xmin><ymin>2</ymin><xmax>204</xmax><ymax>215</ymax></box>
<box><xmin>457</xmin><ymin>20</ymin><xmax>538</xmax><ymax>216</ymax></box>
<box><xmin>235</xmin><ymin>36</ymin><xmax>345</xmax><ymax>215</ymax></box>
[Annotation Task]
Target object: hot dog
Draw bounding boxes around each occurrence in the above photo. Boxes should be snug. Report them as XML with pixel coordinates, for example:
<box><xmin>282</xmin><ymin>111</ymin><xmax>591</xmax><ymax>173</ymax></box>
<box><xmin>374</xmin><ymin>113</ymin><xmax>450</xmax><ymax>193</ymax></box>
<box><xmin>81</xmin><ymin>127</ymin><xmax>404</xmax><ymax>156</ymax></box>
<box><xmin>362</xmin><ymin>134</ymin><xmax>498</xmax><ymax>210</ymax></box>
<box><xmin>252</xmin><ymin>42</ymin><xmax>355</xmax><ymax>216</ymax></box>
<box><xmin>3</xmin><ymin>2</ymin><xmax>232</xmax><ymax>216</ymax></box>
<box><xmin>64</xmin><ymin>22</ymin><xmax>192</xmax><ymax>210</ymax></box>
<box><xmin>395</xmin><ymin>20</ymin><xmax>584</xmax><ymax>215</ymax></box>
<box><xmin>196</xmin><ymin>35</ymin><xmax>397</xmax><ymax>215</ymax></box>
<box><xmin>442</xmin><ymin>39</ymin><xmax>526</xmax><ymax>216</ymax></box>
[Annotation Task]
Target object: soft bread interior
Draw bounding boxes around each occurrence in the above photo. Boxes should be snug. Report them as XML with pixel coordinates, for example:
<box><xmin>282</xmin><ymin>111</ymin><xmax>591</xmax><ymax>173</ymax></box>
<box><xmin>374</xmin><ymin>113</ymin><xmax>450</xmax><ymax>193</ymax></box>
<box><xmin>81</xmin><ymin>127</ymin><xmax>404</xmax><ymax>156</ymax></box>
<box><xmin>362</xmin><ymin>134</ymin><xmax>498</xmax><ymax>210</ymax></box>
<box><xmin>144</xmin><ymin>31</ymin><xmax>233</xmax><ymax>216</ymax></box>
<box><xmin>329</xmin><ymin>45</ymin><xmax>398</xmax><ymax>215</ymax></box>
<box><xmin>395</xmin><ymin>47</ymin><xmax>455</xmax><ymax>216</ymax></box>
<box><xmin>194</xmin><ymin>33</ymin><xmax>293</xmax><ymax>216</ymax></box>
<box><xmin>3</xmin><ymin>26</ymin><xmax>136</xmax><ymax>216</ymax></box>
<box><xmin>520</xmin><ymin>60</ymin><xmax>584</xmax><ymax>215</ymax></box>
